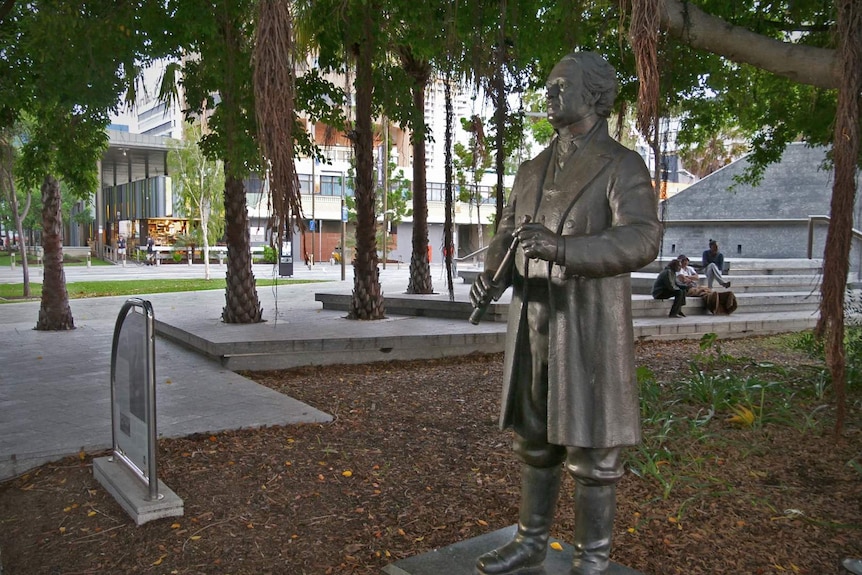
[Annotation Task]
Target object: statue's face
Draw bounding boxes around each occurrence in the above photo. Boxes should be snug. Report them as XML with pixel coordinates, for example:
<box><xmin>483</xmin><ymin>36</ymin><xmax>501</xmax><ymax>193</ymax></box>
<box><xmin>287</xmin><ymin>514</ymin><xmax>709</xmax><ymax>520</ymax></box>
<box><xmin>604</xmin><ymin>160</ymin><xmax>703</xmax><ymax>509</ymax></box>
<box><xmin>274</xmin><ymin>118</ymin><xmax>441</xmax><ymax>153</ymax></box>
<box><xmin>546</xmin><ymin>60</ymin><xmax>595</xmax><ymax>131</ymax></box>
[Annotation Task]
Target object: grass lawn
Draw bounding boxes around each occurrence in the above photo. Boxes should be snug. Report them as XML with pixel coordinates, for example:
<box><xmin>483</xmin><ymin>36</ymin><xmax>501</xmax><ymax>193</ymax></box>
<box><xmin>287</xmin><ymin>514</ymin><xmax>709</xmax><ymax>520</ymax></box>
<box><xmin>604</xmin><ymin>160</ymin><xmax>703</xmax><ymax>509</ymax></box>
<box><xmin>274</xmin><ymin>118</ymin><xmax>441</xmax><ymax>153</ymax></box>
<box><xmin>0</xmin><ymin>277</ymin><xmax>322</xmax><ymax>301</ymax></box>
<box><xmin>0</xmin><ymin>252</ymin><xmax>112</xmax><ymax>267</ymax></box>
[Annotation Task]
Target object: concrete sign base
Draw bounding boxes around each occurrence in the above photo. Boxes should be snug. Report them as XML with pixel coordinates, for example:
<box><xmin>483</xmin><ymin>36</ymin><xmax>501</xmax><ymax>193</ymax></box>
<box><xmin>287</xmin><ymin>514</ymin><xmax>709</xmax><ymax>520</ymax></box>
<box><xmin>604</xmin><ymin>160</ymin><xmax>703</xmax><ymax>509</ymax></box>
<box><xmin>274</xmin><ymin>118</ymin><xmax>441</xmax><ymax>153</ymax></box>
<box><xmin>93</xmin><ymin>456</ymin><xmax>183</xmax><ymax>526</ymax></box>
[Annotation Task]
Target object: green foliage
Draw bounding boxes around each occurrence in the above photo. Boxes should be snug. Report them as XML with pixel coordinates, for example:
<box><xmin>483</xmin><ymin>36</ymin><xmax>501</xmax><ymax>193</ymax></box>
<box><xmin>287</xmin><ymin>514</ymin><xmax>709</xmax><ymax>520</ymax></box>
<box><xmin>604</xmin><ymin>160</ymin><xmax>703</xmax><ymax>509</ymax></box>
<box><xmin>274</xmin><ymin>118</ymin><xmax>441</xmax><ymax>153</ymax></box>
<box><xmin>530</xmin><ymin>118</ymin><xmax>555</xmax><ymax>147</ymax></box>
<box><xmin>262</xmin><ymin>245</ymin><xmax>277</xmax><ymax>264</ymax></box>
<box><xmin>1</xmin><ymin>1</ymin><xmax>170</xmax><ymax>195</ymax></box>
<box><xmin>792</xmin><ymin>330</ymin><xmax>826</xmax><ymax>359</ymax></box>
<box><xmin>695</xmin><ymin>332</ymin><xmax>732</xmax><ymax>368</ymax></box>
<box><xmin>167</xmin><ymin>121</ymin><xmax>226</xmax><ymax>247</ymax></box>
<box><xmin>344</xmin><ymin>154</ymin><xmax>412</xmax><ymax>235</ymax></box>
<box><xmin>294</xmin><ymin>70</ymin><xmax>348</xmax><ymax>159</ymax></box>
<box><xmin>630</xmin><ymin>333</ymin><xmax>837</xmax><ymax>497</ymax></box>
<box><xmin>171</xmin><ymin>0</ymin><xmax>260</xmax><ymax>178</ymax></box>
<box><xmin>790</xmin><ymin>288</ymin><xmax>862</xmax><ymax>391</ymax></box>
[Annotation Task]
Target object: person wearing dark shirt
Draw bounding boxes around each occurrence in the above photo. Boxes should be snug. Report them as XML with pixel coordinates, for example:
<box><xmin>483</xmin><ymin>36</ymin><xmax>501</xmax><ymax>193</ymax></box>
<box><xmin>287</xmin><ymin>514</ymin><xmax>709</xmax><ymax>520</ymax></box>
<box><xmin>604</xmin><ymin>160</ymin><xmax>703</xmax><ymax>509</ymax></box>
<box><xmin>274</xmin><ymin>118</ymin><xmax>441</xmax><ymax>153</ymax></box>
<box><xmin>652</xmin><ymin>259</ymin><xmax>686</xmax><ymax>318</ymax></box>
<box><xmin>702</xmin><ymin>239</ymin><xmax>731</xmax><ymax>289</ymax></box>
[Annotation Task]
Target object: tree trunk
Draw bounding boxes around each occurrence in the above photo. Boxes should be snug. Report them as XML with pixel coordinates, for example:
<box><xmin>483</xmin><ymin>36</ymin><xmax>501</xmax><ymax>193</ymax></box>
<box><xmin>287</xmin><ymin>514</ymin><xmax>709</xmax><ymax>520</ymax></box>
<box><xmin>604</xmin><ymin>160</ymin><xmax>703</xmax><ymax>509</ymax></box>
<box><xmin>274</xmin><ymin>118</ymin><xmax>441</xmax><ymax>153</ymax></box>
<box><xmin>222</xmin><ymin>172</ymin><xmax>263</xmax><ymax>323</ymax></box>
<box><xmin>814</xmin><ymin>0</ymin><xmax>861</xmax><ymax>437</ymax></box>
<box><xmin>12</xmin><ymin>187</ymin><xmax>30</xmax><ymax>297</ymax></box>
<box><xmin>492</xmin><ymin>67</ymin><xmax>506</xmax><ymax>231</ymax></box>
<box><xmin>202</xmin><ymin>206</ymin><xmax>211</xmax><ymax>281</ymax></box>
<box><xmin>1</xmin><ymin>138</ymin><xmax>31</xmax><ymax>297</ymax></box>
<box><xmin>348</xmin><ymin>7</ymin><xmax>385</xmax><ymax>320</ymax></box>
<box><xmin>404</xmin><ymin>52</ymin><xmax>432</xmax><ymax>295</ymax></box>
<box><xmin>36</xmin><ymin>174</ymin><xmax>74</xmax><ymax>330</ymax></box>
<box><xmin>443</xmin><ymin>77</ymin><xmax>455</xmax><ymax>301</ymax></box>
<box><xmin>492</xmin><ymin>0</ymin><xmax>507</xmax><ymax>231</ymax></box>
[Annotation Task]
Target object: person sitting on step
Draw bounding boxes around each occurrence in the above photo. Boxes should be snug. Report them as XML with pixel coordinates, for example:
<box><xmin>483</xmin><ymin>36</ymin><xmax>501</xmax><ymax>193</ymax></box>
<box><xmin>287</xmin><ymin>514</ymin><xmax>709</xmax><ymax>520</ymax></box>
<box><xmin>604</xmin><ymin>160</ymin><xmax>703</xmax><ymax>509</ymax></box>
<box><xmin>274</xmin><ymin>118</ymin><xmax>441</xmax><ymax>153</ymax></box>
<box><xmin>652</xmin><ymin>259</ymin><xmax>686</xmax><ymax>318</ymax></box>
<box><xmin>702</xmin><ymin>239</ymin><xmax>731</xmax><ymax>289</ymax></box>
<box><xmin>675</xmin><ymin>254</ymin><xmax>699</xmax><ymax>292</ymax></box>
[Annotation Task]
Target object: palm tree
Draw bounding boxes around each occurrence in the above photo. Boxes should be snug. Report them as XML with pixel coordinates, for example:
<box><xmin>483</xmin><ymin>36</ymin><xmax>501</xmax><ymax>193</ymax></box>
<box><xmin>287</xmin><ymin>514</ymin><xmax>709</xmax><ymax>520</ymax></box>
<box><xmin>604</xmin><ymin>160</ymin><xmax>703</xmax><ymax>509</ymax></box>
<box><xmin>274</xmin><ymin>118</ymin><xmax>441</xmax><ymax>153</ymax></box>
<box><xmin>347</xmin><ymin>3</ymin><xmax>385</xmax><ymax>319</ymax></box>
<box><xmin>295</xmin><ymin>0</ymin><xmax>385</xmax><ymax>319</ymax></box>
<box><xmin>35</xmin><ymin>174</ymin><xmax>73</xmax><ymax>330</ymax></box>
<box><xmin>175</xmin><ymin>0</ymin><xmax>264</xmax><ymax>323</ymax></box>
<box><xmin>400</xmin><ymin>48</ymin><xmax>433</xmax><ymax>295</ymax></box>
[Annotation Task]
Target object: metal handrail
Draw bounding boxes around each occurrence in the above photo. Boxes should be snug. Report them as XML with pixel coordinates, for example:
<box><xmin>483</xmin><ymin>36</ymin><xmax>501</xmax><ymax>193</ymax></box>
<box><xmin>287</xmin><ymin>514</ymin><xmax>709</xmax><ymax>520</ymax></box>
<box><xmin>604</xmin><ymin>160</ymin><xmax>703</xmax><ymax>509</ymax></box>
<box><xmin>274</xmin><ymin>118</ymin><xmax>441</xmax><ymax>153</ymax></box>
<box><xmin>454</xmin><ymin>245</ymin><xmax>489</xmax><ymax>263</ymax></box>
<box><xmin>807</xmin><ymin>215</ymin><xmax>862</xmax><ymax>259</ymax></box>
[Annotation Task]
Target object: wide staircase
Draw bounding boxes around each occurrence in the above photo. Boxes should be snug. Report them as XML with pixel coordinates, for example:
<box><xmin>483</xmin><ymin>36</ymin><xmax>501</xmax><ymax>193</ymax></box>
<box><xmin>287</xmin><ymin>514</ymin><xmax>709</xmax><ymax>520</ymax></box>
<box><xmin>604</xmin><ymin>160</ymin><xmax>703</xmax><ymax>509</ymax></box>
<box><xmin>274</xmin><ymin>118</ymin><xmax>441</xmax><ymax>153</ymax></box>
<box><xmin>628</xmin><ymin>258</ymin><xmax>822</xmax><ymax>340</ymax></box>
<box><xmin>317</xmin><ymin>258</ymin><xmax>824</xmax><ymax>341</ymax></box>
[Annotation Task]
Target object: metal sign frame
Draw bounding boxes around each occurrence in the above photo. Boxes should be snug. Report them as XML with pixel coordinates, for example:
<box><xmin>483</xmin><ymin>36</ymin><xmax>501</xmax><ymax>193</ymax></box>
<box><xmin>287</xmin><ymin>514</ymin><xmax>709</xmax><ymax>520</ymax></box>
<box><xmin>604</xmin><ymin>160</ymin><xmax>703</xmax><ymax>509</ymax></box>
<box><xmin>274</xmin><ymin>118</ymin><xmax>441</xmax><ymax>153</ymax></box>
<box><xmin>109</xmin><ymin>298</ymin><xmax>160</xmax><ymax>501</ymax></box>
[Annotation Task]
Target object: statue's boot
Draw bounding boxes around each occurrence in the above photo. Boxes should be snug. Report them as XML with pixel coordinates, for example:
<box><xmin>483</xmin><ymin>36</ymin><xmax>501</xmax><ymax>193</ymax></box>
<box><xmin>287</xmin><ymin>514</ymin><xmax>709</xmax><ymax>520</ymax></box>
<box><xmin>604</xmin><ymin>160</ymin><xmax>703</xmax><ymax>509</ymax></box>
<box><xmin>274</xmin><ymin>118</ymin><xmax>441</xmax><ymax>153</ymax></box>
<box><xmin>476</xmin><ymin>464</ymin><xmax>561</xmax><ymax>575</ymax></box>
<box><xmin>570</xmin><ymin>482</ymin><xmax>616</xmax><ymax>575</ymax></box>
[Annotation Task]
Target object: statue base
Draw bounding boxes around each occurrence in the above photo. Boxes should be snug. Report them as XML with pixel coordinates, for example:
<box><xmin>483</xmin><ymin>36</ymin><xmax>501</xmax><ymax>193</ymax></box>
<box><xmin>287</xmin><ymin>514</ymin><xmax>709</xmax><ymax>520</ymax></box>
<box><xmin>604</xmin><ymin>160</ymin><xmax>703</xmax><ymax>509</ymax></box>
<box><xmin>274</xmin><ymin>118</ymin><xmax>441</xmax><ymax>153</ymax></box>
<box><xmin>382</xmin><ymin>525</ymin><xmax>643</xmax><ymax>575</ymax></box>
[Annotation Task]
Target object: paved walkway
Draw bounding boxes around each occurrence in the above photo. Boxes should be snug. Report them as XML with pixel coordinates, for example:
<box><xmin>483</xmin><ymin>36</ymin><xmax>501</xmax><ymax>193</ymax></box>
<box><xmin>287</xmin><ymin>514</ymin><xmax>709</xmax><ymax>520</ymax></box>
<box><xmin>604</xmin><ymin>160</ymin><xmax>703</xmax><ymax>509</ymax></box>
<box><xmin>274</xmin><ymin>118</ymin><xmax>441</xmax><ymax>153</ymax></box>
<box><xmin>0</xmin><ymin>261</ymin><xmax>358</xmax><ymax>480</ymax></box>
<box><xmin>0</xmin><ymin>259</ymin><xmax>814</xmax><ymax>481</ymax></box>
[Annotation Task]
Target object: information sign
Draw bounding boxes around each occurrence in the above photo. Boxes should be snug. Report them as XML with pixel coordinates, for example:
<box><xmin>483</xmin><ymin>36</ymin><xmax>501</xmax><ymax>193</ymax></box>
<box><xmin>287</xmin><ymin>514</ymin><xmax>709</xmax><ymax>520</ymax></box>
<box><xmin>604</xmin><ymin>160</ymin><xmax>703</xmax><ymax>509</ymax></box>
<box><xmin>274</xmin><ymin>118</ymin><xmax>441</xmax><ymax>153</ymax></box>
<box><xmin>110</xmin><ymin>299</ymin><xmax>159</xmax><ymax>499</ymax></box>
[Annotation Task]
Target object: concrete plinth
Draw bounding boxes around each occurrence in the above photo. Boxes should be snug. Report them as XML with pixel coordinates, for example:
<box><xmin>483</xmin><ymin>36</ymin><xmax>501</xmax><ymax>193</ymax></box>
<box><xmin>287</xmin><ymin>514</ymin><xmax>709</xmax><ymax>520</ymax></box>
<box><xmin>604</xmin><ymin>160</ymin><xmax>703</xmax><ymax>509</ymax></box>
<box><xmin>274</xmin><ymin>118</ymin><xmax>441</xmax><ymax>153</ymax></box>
<box><xmin>382</xmin><ymin>525</ymin><xmax>643</xmax><ymax>575</ymax></box>
<box><xmin>93</xmin><ymin>456</ymin><xmax>184</xmax><ymax>526</ymax></box>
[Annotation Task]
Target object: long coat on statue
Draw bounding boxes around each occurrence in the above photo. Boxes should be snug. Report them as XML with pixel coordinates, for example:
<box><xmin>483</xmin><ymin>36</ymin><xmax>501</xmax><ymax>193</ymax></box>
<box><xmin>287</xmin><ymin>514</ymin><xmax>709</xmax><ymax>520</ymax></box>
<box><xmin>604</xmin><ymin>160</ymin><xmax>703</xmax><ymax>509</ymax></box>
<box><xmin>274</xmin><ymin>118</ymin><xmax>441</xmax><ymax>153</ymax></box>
<box><xmin>485</xmin><ymin>119</ymin><xmax>661</xmax><ymax>449</ymax></box>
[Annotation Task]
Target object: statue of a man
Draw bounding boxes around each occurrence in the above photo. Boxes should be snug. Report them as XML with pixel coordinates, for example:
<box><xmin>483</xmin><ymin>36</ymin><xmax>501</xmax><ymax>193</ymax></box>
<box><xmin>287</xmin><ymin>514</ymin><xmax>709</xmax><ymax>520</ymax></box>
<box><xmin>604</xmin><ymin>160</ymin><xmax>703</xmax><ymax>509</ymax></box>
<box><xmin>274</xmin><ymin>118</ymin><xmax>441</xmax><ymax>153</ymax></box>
<box><xmin>470</xmin><ymin>51</ymin><xmax>661</xmax><ymax>575</ymax></box>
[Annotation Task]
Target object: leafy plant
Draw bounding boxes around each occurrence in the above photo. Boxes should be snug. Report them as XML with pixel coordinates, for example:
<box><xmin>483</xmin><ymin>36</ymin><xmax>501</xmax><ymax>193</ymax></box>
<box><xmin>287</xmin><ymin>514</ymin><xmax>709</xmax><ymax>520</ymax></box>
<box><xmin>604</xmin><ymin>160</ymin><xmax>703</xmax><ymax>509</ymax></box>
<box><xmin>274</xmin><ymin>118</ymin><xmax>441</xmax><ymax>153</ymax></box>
<box><xmin>628</xmin><ymin>444</ymin><xmax>677</xmax><ymax>500</ymax></box>
<box><xmin>262</xmin><ymin>245</ymin><xmax>277</xmax><ymax>264</ymax></box>
<box><xmin>694</xmin><ymin>332</ymin><xmax>734</xmax><ymax>368</ymax></box>
<box><xmin>727</xmin><ymin>404</ymin><xmax>758</xmax><ymax>428</ymax></box>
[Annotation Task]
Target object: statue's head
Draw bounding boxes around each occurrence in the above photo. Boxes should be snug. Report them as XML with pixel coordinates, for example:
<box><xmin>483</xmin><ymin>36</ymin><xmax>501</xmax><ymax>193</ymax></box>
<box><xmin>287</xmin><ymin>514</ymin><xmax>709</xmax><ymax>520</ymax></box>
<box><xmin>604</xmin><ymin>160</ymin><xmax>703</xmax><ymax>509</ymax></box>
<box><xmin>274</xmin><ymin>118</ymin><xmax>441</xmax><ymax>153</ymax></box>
<box><xmin>546</xmin><ymin>52</ymin><xmax>617</xmax><ymax>130</ymax></box>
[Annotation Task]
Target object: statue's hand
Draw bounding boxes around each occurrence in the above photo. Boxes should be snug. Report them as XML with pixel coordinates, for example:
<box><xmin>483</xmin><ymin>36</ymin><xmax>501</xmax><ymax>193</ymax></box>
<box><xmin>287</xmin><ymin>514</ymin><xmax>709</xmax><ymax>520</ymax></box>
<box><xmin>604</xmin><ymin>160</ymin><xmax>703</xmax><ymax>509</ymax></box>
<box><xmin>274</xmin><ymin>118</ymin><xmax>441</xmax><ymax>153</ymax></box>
<box><xmin>470</xmin><ymin>270</ymin><xmax>497</xmax><ymax>308</ymax></box>
<box><xmin>516</xmin><ymin>222</ymin><xmax>560</xmax><ymax>262</ymax></box>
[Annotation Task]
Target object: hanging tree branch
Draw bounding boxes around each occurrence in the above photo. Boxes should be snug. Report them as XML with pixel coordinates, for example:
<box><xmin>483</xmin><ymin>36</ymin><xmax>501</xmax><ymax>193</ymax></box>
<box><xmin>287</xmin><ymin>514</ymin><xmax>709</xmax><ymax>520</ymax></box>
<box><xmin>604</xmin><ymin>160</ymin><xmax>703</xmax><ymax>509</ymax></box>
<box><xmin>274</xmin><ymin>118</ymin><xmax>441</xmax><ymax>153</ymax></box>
<box><xmin>630</xmin><ymin>0</ymin><xmax>663</xmax><ymax>193</ymax></box>
<box><xmin>253</xmin><ymin>0</ymin><xmax>303</xmax><ymax>247</ymax></box>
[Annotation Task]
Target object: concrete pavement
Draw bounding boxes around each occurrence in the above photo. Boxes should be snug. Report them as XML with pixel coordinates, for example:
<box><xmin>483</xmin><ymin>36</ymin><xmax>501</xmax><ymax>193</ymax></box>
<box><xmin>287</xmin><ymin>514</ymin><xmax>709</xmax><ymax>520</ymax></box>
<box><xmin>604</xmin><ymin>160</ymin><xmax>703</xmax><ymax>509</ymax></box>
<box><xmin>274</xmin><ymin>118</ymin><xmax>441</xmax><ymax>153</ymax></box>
<box><xmin>0</xmin><ymin>260</ymin><xmax>371</xmax><ymax>481</ymax></box>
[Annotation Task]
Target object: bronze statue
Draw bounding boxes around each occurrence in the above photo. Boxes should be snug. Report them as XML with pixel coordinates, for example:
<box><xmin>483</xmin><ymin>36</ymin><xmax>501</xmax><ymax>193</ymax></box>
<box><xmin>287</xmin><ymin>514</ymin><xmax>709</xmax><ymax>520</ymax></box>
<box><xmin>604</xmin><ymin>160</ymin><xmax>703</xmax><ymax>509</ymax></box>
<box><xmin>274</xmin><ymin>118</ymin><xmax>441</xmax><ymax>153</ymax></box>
<box><xmin>470</xmin><ymin>51</ymin><xmax>661</xmax><ymax>575</ymax></box>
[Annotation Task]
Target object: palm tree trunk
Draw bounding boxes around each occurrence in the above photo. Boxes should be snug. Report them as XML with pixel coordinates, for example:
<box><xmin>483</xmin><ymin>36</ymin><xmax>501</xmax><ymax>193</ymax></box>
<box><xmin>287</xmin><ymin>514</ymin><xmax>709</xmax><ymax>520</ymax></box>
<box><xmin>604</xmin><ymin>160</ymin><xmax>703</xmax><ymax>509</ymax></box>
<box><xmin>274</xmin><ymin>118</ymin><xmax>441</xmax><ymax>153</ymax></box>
<box><xmin>405</xmin><ymin>55</ymin><xmax>432</xmax><ymax>294</ymax></box>
<box><xmin>222</xmin><ymin>172</ymin><xmax>263</xmax><ymax>323</ymax></box>
<box><xmin>348</xmin><ymin>5</ymin><xmax>385</xmax><ymax>320</ymax></box>
<box><xmin>36</xmin><ymin>174</ymin><xmax>74</xmax><ymax>330</ymax></box>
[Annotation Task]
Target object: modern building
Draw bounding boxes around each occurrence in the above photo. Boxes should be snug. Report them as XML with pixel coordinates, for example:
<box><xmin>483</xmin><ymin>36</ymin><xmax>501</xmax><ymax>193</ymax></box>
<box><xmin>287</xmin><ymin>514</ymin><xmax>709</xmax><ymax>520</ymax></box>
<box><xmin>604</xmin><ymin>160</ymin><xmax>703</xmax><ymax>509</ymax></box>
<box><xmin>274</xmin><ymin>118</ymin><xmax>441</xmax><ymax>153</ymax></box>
<box><xmin>110</xmin><ymin>61</ymin><xmax>184</xmax><ymax>139</ymax></box>
<box><xmin>96</xmin><ymin>131</ymin><xmax>172</xmax><ymax>257</ymax></box>
<box><xmin>102</xmin><ymin>59</ymin><xmax>507</xmax><ymax>265</ymax></box>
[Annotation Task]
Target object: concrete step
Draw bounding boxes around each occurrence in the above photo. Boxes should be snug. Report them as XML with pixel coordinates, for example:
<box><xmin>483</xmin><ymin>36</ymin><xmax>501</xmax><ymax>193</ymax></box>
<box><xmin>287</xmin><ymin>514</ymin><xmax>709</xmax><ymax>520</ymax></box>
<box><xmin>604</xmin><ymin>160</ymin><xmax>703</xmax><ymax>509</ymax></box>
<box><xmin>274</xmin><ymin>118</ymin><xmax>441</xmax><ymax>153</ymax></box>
<box><xmin>638</xmin><ymin>257</ymin><xmax>824</xmax><ymax>276</ymax></box>
<box><xmin>631</xmin><ymin>273</ymin><xmax>822</xmax><ymax>295</ymax></box>
<box><xmin>316</xmin><ymin>289</ymin><xmax>820</xmax><ymax>322</ymax></box>
<box><xmin>632</xmin><ymin>310</ymin><xmax>819</xmax><ymax>342</ymax></box>
<box><xmin>633</xmin><ymin>291</ymin><xmax>820</xmax><ymax>318</ymax></box>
